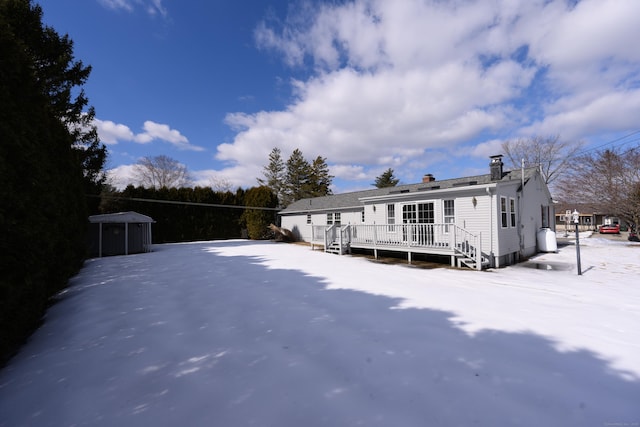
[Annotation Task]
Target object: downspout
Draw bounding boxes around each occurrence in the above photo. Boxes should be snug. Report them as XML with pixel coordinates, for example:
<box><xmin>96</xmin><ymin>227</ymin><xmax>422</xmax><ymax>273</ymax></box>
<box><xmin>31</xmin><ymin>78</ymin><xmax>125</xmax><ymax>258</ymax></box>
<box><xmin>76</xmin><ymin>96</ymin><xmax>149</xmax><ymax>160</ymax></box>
<box><xmin>486</xmin><ymin>187</ymin><xmax>494</xmax><ymax>266</ymax></box>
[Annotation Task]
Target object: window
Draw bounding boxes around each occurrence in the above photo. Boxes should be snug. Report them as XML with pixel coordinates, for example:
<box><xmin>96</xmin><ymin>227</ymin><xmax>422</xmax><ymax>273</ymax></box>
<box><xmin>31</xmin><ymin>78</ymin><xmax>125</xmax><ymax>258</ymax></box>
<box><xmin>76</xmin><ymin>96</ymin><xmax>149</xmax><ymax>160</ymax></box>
<box><xmin>334</xmin><ymin>212</ymin><xmax>341</xmax><ymax>226</ymax></box>
<box><xmin>443</xmin><ymin>200</ymin><xmax>455</xmax><ymax>224</ymax></box>
<box><xmin>417</xmin><ymin>203</ymin><xmax>434</xmax><ymax>224</ymax></box>
<box><xmin>387</xmin><ymin>204</ymin><xmax>395</xmax><ymax>230</ymax></box>
<box><xmin>402</xmin><ymin>204</ymin><xmax>416</xmax><ymax>223</ymax></box>
<box><xmin>327</xmin><ymin>213</ymin><xmax>333</xmax><ymax>225</ymax></box>
<box><xmin>500</xmin><ymin>197</ymin><xmax>508</xmax><ymax>228</ymax></box>
<box><xmin>306</xmin><ymin>214</ymin><xmax>311</xmax><ymax>224</ymax></box>
<box><xmin>509</xmin><ymin>198</ymin><xmax>516</xmax><ymax>228</ymax></box>
<box><xmin>541</xmin><ymin>205</ymin><xmax>549</xmax><ymax>228</ymax></box>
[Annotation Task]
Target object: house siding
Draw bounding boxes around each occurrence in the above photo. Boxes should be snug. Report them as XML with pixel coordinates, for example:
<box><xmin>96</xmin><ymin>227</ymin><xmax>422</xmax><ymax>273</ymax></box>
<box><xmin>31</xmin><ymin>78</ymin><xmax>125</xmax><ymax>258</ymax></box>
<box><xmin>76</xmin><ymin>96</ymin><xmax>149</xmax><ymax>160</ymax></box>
<box><xmin>282</xmin><ymin>208</ymin><xmax>364</xmax><ymax>242</ymax></box>
<box><xmin>521</xmin><ymin>173</ymin><xmax>555</xmax><ymax>258</ymax></box>
<box><xmin>278</xmin><ymin>165</ymin><xmax>553</xmax><ymax>268</ymax></box>
<box><xmin>456</xmin><ymin>194</ymin><xmax>493</xmax><ymax>258</ymax></box>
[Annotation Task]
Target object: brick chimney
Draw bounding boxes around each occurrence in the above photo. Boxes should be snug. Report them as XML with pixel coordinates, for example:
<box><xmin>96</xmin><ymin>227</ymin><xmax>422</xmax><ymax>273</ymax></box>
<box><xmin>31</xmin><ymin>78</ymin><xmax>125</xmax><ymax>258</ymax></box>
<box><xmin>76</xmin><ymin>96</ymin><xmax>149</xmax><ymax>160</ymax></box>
<box><xmin>490</xmin><ymin>155</ymin><xmax>504</xmax><ymax>181</ymax></box>
<box><xmin>422</xmin><ymin>173</ymin><xmax>436</xmax><ymax>183</ymax></box>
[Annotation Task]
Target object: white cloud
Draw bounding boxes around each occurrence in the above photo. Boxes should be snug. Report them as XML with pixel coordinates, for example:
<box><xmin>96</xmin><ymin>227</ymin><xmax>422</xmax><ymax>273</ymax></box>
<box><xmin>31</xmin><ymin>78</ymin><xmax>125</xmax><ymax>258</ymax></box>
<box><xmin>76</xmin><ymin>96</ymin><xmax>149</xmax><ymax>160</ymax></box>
<box><xmin>219</xmin><ymin>0</ymin><xmax>640</xmax><ymax>188</ymax></box>
<box><xmin>95</xmin><ymin>119</ymin><xmax>135</xmax><ymax>145</ymax></box>
<box><xmin>106</xmin><ymin>164</ymin><xmax>138</xmax><ymax>190</ymax></box>
<box><xmin>97</xmin><ymin>0</ymin><xmax>133</xmax><ymax>12</ymax></box>
<box><xmin>521</xmin><ymin>89</ymin><xmax>640</xmax><ymax>140</ymax></box>
<box><xmin>97</xmin><ymin>0</ymin><xmax>167</xmax><ymax>18</ymax></box>
<box><xmin>469</xmin><ymin>139</ymin><xmax>505</xmax><ymax>159</ymax></box>
<box><xmin>95</xmin><ymin>119</ymin><xmax>205</xmax><ymax>152</ymax></box>
<box><xmin>147</xmin><ymin>0</ymin><xmax>168</xmax><ymax>18</ymax></box>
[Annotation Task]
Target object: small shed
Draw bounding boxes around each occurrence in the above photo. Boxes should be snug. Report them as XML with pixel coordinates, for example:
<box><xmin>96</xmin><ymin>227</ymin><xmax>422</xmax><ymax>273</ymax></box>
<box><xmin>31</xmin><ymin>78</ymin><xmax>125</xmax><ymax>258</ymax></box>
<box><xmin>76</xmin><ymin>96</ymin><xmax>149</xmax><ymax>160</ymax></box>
<box><xmin>88</xmin><ymin>211</ymin><xmax>154</xmax><ymax>257</ymax></box>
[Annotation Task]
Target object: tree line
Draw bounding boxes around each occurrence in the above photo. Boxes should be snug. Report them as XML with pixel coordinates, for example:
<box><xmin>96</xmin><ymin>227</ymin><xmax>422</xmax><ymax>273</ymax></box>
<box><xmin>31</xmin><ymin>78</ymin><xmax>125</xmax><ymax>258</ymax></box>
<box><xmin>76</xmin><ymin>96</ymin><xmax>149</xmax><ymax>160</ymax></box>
<box><xmin>99</xmin><ymin>185</ymin><xmax>278</xmax><ymax>242</ymax></box>
<box><xmin>1</xmin><ymin>0</ymin><xmax>107</xmax><ymax>365</ymax></box>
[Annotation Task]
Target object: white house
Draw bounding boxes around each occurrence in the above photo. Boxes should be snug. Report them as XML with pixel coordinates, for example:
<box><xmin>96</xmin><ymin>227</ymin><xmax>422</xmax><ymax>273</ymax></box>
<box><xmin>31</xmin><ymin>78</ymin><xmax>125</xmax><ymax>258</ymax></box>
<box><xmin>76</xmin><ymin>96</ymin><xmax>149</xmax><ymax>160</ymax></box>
<box><xmin>279</xmin><ymin>155</ymin><xmax>555</xmax><ymax>269</ymax></box>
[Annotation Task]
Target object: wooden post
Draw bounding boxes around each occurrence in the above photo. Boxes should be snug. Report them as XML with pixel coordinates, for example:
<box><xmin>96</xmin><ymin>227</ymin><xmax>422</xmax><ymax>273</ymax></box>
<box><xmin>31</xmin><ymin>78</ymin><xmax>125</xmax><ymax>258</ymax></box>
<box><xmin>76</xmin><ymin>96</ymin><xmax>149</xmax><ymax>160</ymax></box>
<box><xmin>124</xmin><ymin>222</ymin><xmax>129</xmax><ymax>255</ymax></box>
<box><xmin>98</xmin><ymin>222</ymin><xmax>103</xmax><ymax>258</ymax></box>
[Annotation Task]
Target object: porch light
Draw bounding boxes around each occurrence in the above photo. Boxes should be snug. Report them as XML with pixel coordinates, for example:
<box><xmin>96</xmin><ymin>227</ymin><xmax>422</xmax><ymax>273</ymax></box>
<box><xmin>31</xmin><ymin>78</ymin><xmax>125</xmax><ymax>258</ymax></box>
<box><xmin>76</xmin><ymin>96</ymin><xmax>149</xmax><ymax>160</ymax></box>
<box><xmin>572</xmin><ymin>209</ymin><xmax>582</xmax><ymax>275</ymax></box>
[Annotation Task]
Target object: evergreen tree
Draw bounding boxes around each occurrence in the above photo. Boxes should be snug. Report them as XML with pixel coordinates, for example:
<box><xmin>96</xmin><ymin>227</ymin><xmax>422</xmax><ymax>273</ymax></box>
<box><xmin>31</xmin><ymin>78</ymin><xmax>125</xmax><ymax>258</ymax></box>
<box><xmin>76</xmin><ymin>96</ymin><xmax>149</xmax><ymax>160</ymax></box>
<box><xmin>0</xmin><ymin>0</ymin><xmax>106</xmax><ymax>365</ymax></box>
<box><xmin>242</xmin><ymin>186</ymin><xmax>279</xmax><ymax>239</ymax></box>
<box><xmin>258</xmin><ymin>147</ymin><xmax>286</xmax><ymax>205</ymax></box>
<box><xmin>282</xmin><ymin>149</ymin><xmax>312</xmax><ymax>206</ymax></box>
<box><xmin>4</xmin><ymin>0</ymin><xmax>107</xmax><ymax>208</ymax></box>
<box><xmin>374</xmin><ymin>168</ymin><xmax>400</xmax><ymax>188</ymax></box>
<box><xmin>309</xmin><ymin>155</ymin><xmax>333</xmax><ymax>197</ymax></box>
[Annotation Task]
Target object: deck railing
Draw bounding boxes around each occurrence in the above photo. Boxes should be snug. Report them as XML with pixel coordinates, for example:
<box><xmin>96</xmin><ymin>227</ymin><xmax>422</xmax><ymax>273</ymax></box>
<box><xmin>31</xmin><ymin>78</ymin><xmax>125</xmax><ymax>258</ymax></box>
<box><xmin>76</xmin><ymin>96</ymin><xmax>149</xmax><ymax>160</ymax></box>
<box><xmin>348</xmin><ymin>223</ymin><xmax>455</xmax><ymax>248</ymax></box>
<box><xmin>312</xmin><ymin>223</ymin><xmax>483</xmax><ymax>269</ymax></box>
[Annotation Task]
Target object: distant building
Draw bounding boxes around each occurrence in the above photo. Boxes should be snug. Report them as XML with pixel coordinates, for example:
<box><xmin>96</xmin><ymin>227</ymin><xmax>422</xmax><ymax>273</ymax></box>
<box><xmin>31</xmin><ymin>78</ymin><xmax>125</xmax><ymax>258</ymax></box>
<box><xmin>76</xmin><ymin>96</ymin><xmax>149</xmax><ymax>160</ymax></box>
<box><xmin>554</xmin><ymin>203</ymin><xmax>627</xmax><ymax>233</ymax></box>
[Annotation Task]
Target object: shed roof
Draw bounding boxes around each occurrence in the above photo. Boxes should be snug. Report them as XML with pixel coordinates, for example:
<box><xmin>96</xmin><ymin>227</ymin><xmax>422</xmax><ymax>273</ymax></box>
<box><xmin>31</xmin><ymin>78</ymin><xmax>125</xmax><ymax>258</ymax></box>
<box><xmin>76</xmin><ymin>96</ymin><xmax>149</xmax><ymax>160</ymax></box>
<box><xmin>89</xmin><ymin>211</ymin><xmax>155</xmax><ymax>224</ymax></box>
<box><xmin>280</xmin><ymin>167</ymin><xmax>539</xmax><ymax>214</ymax></box>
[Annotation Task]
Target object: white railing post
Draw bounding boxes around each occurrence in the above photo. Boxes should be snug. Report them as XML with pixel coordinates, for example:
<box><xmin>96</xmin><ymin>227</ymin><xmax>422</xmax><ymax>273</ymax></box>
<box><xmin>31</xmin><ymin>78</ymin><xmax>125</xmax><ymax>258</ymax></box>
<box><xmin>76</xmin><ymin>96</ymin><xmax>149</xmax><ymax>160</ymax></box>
<box><xmin>476</xmin><ymin>232</ymin><xmax>482</xmax><ymax>270</ymax></box>
<box><xmin>311</xmin><ymin>225</ymin><xmax>314</xmax><ymax>250</ymax></box>
<box><xmin>449</xmin><ymin>225</ymin><xmax>456</xmax><ymax>249</ymax></box>
<box><xmin>324</xmin><ymin>226</ymin><xmax>329</xmax><ymax>251</ymax></box>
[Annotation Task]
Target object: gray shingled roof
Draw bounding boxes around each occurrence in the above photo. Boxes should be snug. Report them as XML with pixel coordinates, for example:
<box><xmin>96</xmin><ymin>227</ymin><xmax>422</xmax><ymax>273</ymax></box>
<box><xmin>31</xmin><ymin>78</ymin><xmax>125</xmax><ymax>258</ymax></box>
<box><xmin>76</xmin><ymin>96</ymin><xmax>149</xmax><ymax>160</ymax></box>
<box><xmin>280</xmin><ymin>167</ymin><xmax>539</xmax><ymax>214</ymax></box>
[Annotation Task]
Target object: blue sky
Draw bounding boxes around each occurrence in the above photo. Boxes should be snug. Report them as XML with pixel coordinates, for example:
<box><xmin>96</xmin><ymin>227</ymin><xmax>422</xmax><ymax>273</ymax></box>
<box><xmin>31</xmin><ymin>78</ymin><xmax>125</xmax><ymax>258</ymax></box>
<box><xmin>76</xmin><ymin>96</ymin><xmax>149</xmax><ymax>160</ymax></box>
<box><xmin>38</xmin><ymin>0</ymin><xmax>640</xmax><ymax>192</ymax></box>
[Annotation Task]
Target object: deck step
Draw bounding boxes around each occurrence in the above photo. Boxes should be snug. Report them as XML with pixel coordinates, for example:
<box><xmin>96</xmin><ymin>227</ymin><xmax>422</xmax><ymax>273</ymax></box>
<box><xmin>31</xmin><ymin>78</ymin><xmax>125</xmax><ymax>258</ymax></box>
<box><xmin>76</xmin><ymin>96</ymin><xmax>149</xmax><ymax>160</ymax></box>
<box><xmin>457</xmin><ymin>256</ymin><xmax>490</xmax><ymax>270</ymax></box>
<box><xmin>325</xmin><ymin>242</ymin><xmax>347</xmax><ymax>255</ymax></box>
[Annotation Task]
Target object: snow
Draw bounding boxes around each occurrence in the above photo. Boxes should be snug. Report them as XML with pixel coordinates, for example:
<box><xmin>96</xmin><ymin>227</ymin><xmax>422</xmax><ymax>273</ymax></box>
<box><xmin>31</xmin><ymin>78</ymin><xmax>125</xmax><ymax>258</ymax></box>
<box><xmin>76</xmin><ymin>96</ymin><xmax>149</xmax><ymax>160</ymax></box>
<box><xmin>1</xmin><ymin>234</ymin><xmax>639</xmax><ymax>426</ymax></box>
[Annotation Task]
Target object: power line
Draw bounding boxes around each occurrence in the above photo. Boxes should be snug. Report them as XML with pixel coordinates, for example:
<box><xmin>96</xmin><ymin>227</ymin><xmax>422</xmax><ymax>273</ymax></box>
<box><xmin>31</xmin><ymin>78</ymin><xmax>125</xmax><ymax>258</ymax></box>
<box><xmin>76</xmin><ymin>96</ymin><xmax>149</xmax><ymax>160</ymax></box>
<box><xmin>506</xmin><ymin>131</ymin><xmax>640</xmax><ymax>167</ymax></box>
<box><xmin>87</xmin><ymin>194</ymin><xmax>281</xmax><ymax>211</ymax></box>
<box><xmin>572</xmin><ymin>130</ymin><xmax>640</xmax><ymax>158</ymax></box>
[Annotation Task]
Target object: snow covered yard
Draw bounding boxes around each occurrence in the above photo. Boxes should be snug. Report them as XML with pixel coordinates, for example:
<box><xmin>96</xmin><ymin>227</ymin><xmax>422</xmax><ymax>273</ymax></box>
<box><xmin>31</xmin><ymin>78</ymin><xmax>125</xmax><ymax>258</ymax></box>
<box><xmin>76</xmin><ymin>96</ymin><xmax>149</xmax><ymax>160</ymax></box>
<box><xmin>1</xmin><ymin>236</ymin><xmax>639</xmax><ymax>426</ymax></box>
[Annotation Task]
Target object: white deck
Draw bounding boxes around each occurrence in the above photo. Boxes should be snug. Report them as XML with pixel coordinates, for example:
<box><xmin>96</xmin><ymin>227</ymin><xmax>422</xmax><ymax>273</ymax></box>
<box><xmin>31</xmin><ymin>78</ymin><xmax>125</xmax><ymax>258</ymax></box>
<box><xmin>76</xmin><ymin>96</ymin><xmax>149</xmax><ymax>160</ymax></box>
<box><xmin>310</xmin><ymin>224</ymin><xmax>486</xmax><ymax>269</ymax></box>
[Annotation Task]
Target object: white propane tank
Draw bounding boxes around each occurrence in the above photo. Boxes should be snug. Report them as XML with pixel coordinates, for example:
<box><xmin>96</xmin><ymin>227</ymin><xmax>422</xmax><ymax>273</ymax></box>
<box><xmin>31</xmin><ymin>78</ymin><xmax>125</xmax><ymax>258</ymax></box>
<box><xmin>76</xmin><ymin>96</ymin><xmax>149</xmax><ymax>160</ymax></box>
<box><xmin>537</xmin><ymin>227</ymin><xmax>557</xmax><ymax>252</ymax></box>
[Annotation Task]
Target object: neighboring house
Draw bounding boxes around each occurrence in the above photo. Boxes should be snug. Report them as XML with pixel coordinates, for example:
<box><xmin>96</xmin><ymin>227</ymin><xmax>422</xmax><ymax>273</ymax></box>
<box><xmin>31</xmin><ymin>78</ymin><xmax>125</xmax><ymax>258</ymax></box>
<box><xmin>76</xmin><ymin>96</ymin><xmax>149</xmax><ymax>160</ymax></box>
<box><xmin>279</xmin><ymin>155</ymin><xmax>555</xmax><ymax>269</ymax></box>
<box><xmin>88</xmin><ymin>211</ymin><xmax>154</xmax><ymax>257</ymax></box>
<box><xmin>554</xmin><ymin>203</ymin><xmax>627</xmax><ymax>233</ymax></box>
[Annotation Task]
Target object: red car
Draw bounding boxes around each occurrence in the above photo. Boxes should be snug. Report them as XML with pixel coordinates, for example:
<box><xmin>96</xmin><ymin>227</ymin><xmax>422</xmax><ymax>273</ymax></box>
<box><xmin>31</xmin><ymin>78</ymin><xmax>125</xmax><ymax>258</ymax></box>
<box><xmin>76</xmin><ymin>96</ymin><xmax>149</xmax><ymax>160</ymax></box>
<box><xmin>599</xmin><ymin>224</ymin><xmax>620</xmax><ymax>234</ymax></box>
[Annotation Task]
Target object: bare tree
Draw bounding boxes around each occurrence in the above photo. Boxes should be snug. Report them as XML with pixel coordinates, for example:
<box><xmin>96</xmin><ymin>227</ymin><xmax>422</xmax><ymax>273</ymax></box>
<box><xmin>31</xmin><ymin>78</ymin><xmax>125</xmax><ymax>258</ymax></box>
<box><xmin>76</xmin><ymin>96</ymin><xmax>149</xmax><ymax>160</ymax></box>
<box><xmin>132</xmin><ymin>155</ymin><xmax>192</xmax><ymax>189</ymax></box>
<box><xmin>501</xmin><ymin>135</ymin><xmax>584</xmax><ymax>187</ymax></box>
<box><xmin>557</xmin><ymin>146</ymin><xmax>640</xmax><ymax>228</ymax></box>
<box><xmin>209</xmin><ymin>175</ymin><xmax>233</xmax><ymax>192</ymax></box>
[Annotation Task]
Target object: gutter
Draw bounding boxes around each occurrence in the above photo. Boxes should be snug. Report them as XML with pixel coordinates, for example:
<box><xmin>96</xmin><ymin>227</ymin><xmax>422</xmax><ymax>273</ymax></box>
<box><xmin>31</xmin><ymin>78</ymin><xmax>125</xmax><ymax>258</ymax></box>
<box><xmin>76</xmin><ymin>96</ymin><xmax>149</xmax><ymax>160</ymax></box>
<box><xmin>359</xmin><ymin>183</ymin><xmax>499</xmax><ymax>203</ymax></box>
